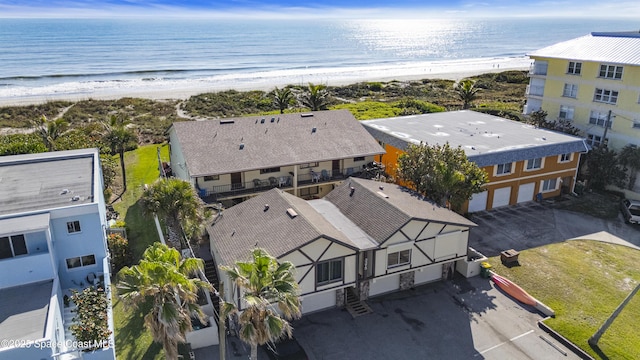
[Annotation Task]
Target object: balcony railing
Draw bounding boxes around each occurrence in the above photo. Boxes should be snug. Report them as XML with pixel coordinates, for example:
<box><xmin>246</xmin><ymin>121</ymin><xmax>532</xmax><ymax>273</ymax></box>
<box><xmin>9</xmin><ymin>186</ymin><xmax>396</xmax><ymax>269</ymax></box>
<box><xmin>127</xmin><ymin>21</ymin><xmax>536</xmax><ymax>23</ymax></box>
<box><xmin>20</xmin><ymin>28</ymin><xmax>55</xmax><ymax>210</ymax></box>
<box><xmin>525</xmin><ymin>85</ymin><xmax>545</xmax><ymax>97</ymax></box>
<box><xmin>200</xmin><ymin>167</ymin><xmax>363</xmax><ymax>202</ymax></box>
<box><xmin>529</xmin><ymin>63</ymin><xmax>548</xmax><ymax>76</ymax></box>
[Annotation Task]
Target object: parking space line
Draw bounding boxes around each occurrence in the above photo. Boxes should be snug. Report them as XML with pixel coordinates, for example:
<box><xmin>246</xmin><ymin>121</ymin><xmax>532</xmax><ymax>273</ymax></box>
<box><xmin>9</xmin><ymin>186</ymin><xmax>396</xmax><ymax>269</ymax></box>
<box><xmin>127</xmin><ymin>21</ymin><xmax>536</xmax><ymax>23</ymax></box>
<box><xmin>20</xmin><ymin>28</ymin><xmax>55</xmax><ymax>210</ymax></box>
<box><xmin>478</xmin><ymin>329</ymin><xmax>535</xmax><ymax>355</ymax></box>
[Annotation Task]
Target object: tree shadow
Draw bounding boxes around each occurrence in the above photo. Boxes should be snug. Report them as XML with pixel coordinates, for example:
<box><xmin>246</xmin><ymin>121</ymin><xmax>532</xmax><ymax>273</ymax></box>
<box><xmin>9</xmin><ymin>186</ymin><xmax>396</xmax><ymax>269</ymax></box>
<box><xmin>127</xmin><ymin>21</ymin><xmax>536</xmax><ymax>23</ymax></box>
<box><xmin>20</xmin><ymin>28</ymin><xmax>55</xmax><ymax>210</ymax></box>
<box><xmin>114</xmin><ymin>296</ymin><xmax>163</xmax><ymax>359</ymax></box>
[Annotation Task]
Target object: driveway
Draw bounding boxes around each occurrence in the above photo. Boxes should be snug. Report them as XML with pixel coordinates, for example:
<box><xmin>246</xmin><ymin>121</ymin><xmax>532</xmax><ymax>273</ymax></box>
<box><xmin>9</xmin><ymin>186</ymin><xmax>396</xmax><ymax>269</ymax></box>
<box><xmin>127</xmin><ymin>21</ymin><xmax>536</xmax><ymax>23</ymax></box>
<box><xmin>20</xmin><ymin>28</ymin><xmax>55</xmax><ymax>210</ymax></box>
<box><xmin>468</xmin><ymin>201</ymin><xmax>640</xmax><ymax>257</ymax></box>
<box><xmin>293</xmin><ymin>277</ymin><xmax>578</xmax><ymax>360</ymax></box>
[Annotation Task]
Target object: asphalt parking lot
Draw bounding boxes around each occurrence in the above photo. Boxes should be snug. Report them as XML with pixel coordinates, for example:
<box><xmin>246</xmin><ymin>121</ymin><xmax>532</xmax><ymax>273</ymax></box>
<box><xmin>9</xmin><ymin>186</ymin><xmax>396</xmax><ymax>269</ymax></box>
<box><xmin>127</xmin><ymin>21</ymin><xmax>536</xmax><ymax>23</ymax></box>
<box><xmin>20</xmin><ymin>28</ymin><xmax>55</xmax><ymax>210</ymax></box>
<box><xmin>469</xmin><ymin>201</ymin><xmax>640</xmax><ymax>257</ymax></box>
<box><xmin>197</xmin><ymin>201</ymin><xmax>638</xmax><ymax>360</ymax></box>
<box><xmin>293</xmin><ymin>276</ymin><xmax>578</xmax><ymax>360</ymax></box>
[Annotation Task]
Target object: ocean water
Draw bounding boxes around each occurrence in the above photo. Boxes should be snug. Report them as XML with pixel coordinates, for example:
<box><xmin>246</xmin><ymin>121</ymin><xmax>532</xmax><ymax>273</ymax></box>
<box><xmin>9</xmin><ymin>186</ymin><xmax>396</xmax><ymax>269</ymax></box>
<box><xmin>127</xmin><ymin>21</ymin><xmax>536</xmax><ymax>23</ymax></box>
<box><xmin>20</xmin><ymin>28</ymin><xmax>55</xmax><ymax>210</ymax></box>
<box><xmin>0</xmin><ymin>17</ymin><xmax>637</xmax><ymax>103</ymax></box>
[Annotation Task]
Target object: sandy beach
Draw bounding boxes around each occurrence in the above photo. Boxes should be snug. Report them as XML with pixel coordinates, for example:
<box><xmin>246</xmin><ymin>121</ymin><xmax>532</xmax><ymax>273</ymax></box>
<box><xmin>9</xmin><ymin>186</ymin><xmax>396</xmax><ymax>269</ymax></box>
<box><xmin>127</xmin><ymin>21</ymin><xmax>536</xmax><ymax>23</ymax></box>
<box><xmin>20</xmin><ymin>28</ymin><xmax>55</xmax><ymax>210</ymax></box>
<box><xmin>0</xmin><ymin>57</ymin><xmax>531</xmax><ymax>107</ymax></box>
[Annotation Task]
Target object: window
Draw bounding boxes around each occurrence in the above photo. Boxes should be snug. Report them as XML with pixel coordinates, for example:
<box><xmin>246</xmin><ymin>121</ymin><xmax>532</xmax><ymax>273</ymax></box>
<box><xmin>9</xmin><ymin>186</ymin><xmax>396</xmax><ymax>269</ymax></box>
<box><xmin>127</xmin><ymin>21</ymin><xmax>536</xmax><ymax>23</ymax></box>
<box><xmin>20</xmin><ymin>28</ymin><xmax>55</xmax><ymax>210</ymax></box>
<box><xmin>542</xmin><ymin>178</ymin><xmax>557</xmax><ymax>192</ymax></box>
<box><xmin>495</xmin><ymin>163</ymin><xmax>512</xmax><ymax>175</ymax></box>
<box><xmin>562</xmin><ymin>83</ymin><xmax>578</xmax><ymax>98</ymax></box>
<box><xmin>526</xmin><ymin>158</ymin><xmax>542</xmax><ymax>170</ymax></box>
<box><xmin>593</xmin><ymin>88</ymin><xmax>618</xmax><ymax>104</ymax></box>
<box><xmin>299</xmin><ymin>162</ymin><xmax>319</xmax><ymax>169</ymax></box>
<box><xmin>353</xmin><ymin>156</ymin><xmax>365</xmax><ymax>162</ymax></box>
<box><xmin>299</xmin><ymin>186</ymin><xmax>319</xmax><ymax>196</ymax></box>
<box><xmin>567</xmin><ymin>61</ymin><xmax>582</xmax><ymax>75</ymax></box>
<box><xmin>559</xmin><ymin>153</ymin><xmax>572</xmax><ymax>163</ymax></box>
<box><xmin>203</xmin><ymin>175</ymin><xmax>219</xmax><ymax>181</ymax></box>
<box><xmin>387</xmin><ymin>249</ymin><xmax>411</xmax><ymax>268</ymax></box>
<box><xmin>260</xmin><ymin>167</ymin><xmax>280</xmax><ymax>174</ymax></box>
<box><xmin>316</xmin><ymin>259</ymin><xmax>342</xmax><ymax>285</ymax></box>
<box><xmin>587</xmin><ymin>134</ymin><xmax>603</xmax><ymax>147</ymax></box>
<box><xmin>558</xmin><ymin>105</ymin><xmax>574</xmax><ymax>120</ymax></box>
<box><xmin>589</xmin><ymin>111</ymin><xmax>613</xmax><ymax>128</ymax></box>
<box><xmin>66</xmin><ymin>254</ymin><xmax>96</xmax><ymax>269</ymax></box>
<box><xmin>599</xmin><ymin>64</ymin><xmax>623</xmax><ymax>80</ymax></box>
<box><xmin>0</xmin><ymin>234</ymin><xmax>28</xmax><ymax>259</ymax></box>
<box><xmin>66</xmin><ymin>221</ymin><xmax>81</xmax><ymax>233</ymax></box>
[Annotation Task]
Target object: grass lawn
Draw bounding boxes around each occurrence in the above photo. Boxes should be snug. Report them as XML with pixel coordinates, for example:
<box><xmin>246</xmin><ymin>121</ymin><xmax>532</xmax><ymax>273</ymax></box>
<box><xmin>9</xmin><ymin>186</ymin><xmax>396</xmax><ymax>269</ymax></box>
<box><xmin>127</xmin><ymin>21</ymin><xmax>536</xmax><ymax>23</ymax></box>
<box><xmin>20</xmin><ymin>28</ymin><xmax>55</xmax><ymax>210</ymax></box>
<box><xmin>486</xmin><ymin>240</ymin><xmax>640</xmax><ymax>359</ymax></box>
<box><xmin>111</xmin><ymin>143</ymin><xmax>169</xmax><ymax>360</ymax></box>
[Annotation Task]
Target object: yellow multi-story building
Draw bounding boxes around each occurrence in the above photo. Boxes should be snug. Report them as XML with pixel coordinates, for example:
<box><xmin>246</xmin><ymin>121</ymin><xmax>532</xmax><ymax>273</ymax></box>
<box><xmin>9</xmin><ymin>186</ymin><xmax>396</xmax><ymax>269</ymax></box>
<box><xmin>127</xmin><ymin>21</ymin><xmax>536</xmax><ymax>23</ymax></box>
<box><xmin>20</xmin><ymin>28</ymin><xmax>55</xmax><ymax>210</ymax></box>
<box><xmin>524</xmin><ymin>31</ymin><xmax>640</xmax><ymax>150</ymax></box>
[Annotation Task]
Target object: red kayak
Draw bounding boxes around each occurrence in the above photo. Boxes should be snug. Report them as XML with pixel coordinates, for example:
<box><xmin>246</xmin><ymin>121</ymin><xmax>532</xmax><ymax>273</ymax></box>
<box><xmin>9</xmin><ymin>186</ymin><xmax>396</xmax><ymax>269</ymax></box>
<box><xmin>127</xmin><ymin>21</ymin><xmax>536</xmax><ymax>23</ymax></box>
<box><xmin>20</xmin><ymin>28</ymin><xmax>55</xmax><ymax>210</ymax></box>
<box><xmin>491</xmin><ymin>273</ymin><xmax>537</xmax><ymax>306</ymax></box>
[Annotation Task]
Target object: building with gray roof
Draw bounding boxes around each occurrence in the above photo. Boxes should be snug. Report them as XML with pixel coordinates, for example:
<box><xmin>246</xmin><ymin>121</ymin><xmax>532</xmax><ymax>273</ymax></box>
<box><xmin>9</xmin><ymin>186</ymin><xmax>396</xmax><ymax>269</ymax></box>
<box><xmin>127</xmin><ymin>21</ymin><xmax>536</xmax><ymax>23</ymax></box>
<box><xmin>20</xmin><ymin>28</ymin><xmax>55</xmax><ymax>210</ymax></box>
<box><xmin>208</xmin><ymin>177</ymin><xmax>476</xmax><ymax>315</ymax></box>
<box><xmin>168</xmin><ymin>110</ymin><xmax>385</xmax><ymax>206</ymax></box>
<box><xmin>361</xmin><ymin>111</ymin><xmax>589</xmax><ymax>212</ymax></box>
<box><xmin>0</xmin><ymin>149</ymin><xmax>115</xmax><ymax>360</ymax></box>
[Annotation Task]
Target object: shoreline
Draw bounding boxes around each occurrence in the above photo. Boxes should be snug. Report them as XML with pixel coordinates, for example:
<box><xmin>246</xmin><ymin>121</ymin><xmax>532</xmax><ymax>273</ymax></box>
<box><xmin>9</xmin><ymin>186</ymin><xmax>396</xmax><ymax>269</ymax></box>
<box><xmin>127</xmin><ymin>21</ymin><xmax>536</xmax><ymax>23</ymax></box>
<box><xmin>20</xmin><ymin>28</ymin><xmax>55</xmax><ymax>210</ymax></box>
<box><xmin>0</xmin><ymin>57</ymin><xmax>530</xmax><ymax>107</ymax></box>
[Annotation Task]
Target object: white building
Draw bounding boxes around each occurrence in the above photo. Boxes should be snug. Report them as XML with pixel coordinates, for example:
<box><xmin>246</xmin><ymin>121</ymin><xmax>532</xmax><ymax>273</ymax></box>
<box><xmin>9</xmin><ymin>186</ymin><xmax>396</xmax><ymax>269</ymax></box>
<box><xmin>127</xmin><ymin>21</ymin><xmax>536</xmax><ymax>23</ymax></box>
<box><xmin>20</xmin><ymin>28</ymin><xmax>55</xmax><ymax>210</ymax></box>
<box><xmin>0</xmin><ymin>149</ymin><xmax>115</xmax><ymax>360</ymax></box>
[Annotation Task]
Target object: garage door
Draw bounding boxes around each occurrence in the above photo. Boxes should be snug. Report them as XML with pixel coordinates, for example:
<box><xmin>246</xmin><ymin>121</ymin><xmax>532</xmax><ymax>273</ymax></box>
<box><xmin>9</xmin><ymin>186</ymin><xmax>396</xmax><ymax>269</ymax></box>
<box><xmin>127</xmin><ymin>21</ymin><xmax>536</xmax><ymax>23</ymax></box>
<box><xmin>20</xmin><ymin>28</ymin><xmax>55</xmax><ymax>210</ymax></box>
<box><xmin>468</xmin><ymin>190</ymin><xmax>488</xmax><ymax>212</ymax></box>
<box><xmin>492</xmin><ymin>187</ymin><xmax>511</xmax><ymax>208</ymax></box>
<box><xmin>517</xmin><ymin>183</ymin><xmax>535</xmax><ymax>203</ymax></box>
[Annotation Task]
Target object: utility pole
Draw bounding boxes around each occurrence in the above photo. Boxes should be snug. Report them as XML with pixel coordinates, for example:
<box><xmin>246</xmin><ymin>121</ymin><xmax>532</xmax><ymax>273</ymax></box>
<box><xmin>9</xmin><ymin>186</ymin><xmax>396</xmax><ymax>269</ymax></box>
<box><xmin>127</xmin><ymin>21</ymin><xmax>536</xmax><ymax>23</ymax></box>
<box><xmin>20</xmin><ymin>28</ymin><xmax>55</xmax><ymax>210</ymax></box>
<box><xmin>600</xmin><ymin>110</ymin><xmax>612</xmax><ymax>148</ymax></box>
<box><xmin>219</xmin><ymin>282</ymin><xmax>226</xmax><ymax>360</ymax></box>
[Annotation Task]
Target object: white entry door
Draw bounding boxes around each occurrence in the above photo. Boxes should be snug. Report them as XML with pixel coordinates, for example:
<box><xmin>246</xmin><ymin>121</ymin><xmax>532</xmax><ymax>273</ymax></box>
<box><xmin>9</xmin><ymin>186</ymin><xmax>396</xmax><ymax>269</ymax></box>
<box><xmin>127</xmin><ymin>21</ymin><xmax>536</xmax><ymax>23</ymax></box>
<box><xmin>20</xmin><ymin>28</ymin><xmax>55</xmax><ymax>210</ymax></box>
<box><xmin>468</xmin><ymin>190</ymin><xmax>488</xmax><ymax>212</ymax></box>
<box><xmin>492</xmin><ymin>187</ymin><xmax>511</xmax><ymax>208</ymax></box>
<box><xmin>517</xmin><ymin>182</ymin><xmax>535</xmax><ymax>203</ymax></box>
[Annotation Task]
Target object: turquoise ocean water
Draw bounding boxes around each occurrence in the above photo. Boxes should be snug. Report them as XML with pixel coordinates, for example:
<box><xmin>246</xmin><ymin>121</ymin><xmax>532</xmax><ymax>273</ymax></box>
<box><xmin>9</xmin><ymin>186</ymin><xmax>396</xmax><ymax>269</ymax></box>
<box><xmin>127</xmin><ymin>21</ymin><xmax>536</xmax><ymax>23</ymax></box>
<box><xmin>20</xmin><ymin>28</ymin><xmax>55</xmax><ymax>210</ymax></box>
<box><xmin>0</xmin><ymin>17</ymin><xmax>637</xmax><ymax>102</ymax></box>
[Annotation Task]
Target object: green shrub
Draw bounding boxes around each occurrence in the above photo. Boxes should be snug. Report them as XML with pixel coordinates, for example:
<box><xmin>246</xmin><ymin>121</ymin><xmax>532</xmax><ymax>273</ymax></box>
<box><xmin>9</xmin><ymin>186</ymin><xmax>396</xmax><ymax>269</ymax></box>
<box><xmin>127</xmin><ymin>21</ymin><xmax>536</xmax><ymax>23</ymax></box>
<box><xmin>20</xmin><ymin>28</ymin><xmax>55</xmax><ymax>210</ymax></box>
<box><xmin>107</xmin><ymin>233</ymin><xmax>130</xmax><ymax>272</ymax></box>
<box><xmin>70</xmin><ymin>286</ymin><xmax>112</xmax><ymax>351</ymax></box>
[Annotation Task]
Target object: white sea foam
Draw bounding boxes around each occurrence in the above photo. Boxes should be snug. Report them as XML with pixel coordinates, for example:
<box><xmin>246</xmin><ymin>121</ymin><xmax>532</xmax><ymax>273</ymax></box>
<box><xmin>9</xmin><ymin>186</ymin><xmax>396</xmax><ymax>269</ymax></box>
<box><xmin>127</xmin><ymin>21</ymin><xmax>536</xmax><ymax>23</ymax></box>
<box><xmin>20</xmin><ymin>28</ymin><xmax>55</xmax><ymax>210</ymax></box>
<box><xmin>0</xmin><ymin>56</ymin><xmax>531</xmax><ymax>106</ymax></box>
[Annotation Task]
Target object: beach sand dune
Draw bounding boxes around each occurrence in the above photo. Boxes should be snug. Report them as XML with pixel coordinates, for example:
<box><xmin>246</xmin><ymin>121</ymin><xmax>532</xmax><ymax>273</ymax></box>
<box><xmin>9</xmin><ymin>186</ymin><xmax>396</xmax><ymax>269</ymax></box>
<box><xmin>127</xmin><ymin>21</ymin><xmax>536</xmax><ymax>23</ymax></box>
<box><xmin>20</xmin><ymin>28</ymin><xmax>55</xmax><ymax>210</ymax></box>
<box><xmin>0</xmin><ymin>57</ymin><xmax>530</xmax><ymax>107</ymax></box>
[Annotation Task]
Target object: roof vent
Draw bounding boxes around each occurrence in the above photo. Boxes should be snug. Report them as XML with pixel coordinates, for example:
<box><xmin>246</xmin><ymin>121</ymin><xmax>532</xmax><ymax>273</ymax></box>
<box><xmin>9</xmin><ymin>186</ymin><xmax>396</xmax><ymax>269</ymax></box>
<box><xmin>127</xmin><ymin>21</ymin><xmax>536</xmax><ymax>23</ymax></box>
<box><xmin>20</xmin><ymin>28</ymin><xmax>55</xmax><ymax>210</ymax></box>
<box><xmin>286</xmin><ymin>208</ymin><xmax>298</xmax><ymax>218</ymax></box>
<box><xmin>301</xmin><ymin>113</ymin><xmax>314</xmax><ymax>118</ymax></box>
<box><xmin>264</xmin><ymin>204</ymin><xmax>269</xmax><ymax>211</ymax></box>
<box><xmin>350</xmin><ymin>186</ymin><xmax>355</xmax><ymax>197</ymax></box>
<box><xmin>60</xmin><ymin>189</ymin><xmax>70</xmax><ymax>195</ymax></box>
<box><xmin>71</xmin><ymin>195</ymin><xmax>81</xmax><ymax>201</ymax></box>
<box><xmin>239</xmin><ymin>143</ymin><xmax>245</xmax><ymax>150</ymax></box>
<box><xmin>260</xmin><ymin>118</ymin><xmax>265</xmax><ymax>124</ymax></box>
<box><xmin>377</xmin><ymin>191</ymin><xmax>389</xmax><ymax>198</ymax></box>
<box><xmin>220</xmin><ymin>119</ymin><xmax>234</xmax><ymax>124</ymax></box>
<box><xmin>379</xmin><ymin>186</ymin><xmax>384</xmax><ymax>190</ymax></box>
<box><xmin>312</xmin><ymin>127</ymin><xmax>317</xmax><ymax>133</ymax></box>
<box><xmin>271</xmin><ymin>117</ymin><xmax>275</xmax><ymax>123</ymax></box>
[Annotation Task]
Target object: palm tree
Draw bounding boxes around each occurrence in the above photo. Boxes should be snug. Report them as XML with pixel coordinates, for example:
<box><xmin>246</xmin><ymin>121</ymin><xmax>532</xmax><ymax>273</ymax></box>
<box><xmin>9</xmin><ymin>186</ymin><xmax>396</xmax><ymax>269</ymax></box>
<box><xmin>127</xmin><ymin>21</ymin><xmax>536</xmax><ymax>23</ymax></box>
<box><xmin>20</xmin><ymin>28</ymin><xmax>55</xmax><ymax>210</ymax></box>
<box><xmin>103</xmin><ymin>115</ymin><xmax>137</xmax><ymax>192</ymax></box>
<box><xmin>272</xmin><ymin>87</ymin><xmax>294</xmax><ymax>114</ymax></box>
<box><xmin>219</xmin><ymin>248</ymin><xmax>302</xmax><ymax>360</ymax></box>
<box><xmin>117</xmin><ymin>243</ymin><xmax>212</xmax><ymax>360</ymax></box>
<box><xmin>618</xmin><ymin>145</ymin><xmax>640</xmax><ymax>190</ymax></box>
<box><xmin>141</xmin><ymin>178</ymin><xmax>210</xmax><ymax>249</ymax></box>
<box><xmin>299</xmin><ymin>83</ymin><xmax>329</xmax><ymax>111</ymax></box>
<box><xmin>32</xmin><ymin>115</ymin><xmax>68</xmax><ymax>151</ymax></box>
<box><xmin>453</xmin><ymin>79</ymin><xmax>481</xmax><ymax>109</ymax></box>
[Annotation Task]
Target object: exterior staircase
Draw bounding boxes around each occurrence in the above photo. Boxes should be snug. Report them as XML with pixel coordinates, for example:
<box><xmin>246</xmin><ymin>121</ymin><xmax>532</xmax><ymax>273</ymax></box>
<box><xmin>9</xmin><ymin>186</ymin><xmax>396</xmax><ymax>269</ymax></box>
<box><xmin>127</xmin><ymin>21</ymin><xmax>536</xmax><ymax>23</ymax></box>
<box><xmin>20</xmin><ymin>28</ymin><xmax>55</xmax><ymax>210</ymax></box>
<box><xmin>345</xmin><ymin>287</ymin><xmax>373</xmax><ymax>318</ymax></box>
<box><xmin>203</xmin><ymin>259</ymin><xmax>221</xmax><ymax>320</ymax></box>
<box><xmin>60</xmin><ymin>304</ymin><xmax>81</xmax><ymax>360</ymax></box>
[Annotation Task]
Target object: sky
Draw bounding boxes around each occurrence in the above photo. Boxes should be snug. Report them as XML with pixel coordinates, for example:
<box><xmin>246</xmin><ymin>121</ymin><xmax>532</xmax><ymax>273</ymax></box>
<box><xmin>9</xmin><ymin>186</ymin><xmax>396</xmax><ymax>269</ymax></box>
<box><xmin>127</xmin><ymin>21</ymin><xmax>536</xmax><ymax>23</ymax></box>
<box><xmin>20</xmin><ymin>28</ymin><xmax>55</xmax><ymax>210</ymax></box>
<box><xmin>1</xmin><ymin>0</ymin><xmax>639</xmax><ymax>19</ymax></box>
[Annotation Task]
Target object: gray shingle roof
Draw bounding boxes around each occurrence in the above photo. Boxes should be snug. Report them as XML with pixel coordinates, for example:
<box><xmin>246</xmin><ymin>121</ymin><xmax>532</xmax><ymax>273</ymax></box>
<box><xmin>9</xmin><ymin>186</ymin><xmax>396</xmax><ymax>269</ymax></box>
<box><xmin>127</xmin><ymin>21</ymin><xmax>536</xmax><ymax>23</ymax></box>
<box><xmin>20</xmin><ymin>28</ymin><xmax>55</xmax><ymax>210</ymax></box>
<box><xmin>324</xmin><ymin>178</ymin><xmax>476</xmax><ymax>244</ymax></box>
<box><xmin>170</xmin><ymin>110</ymin><xmax>385</xmax><ymax>177</ymax></box>
<box><xmin>362</xmin><ymin>111</ymin><xmax>589</xmax><ymax>167</ymax></box>
<box><xmin>528</xmin><ymin>31</ymin><xmax>640</xmax><ymax>66</ymax></box>
<box><xmin>206</xmin><ymin>188</ymin><xmax>358</xmax><ymax>266</ymax></box>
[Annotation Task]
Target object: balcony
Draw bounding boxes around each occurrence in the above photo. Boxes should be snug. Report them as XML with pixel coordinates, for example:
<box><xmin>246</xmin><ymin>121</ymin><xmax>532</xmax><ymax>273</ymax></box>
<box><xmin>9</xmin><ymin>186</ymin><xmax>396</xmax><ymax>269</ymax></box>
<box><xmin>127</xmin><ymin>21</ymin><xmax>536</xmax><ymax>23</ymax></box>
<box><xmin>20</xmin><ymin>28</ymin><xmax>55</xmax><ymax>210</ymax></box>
<box><xmin>525</xmin><ymin>85</ymin><xmax>545</xmax><ymax>97</ymax></box>
<box><xmin>529</xmin><ymin>61</ymin><xmax>548</xmax><ymax>76</ymax></box>
<box><xmin>200</xmin><ymin>167</ymin><xmax>364</xmax><ymax>202</ymax></box>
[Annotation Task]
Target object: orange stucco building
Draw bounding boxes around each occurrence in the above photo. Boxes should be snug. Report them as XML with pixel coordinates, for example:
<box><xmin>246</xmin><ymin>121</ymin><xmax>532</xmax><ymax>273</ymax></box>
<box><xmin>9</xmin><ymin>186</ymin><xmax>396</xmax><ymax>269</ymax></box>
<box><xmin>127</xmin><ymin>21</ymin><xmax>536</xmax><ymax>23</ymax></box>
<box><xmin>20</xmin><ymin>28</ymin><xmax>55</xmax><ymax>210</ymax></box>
<box><xmin>362</xmin><ymin>111</ymin><xmax>590</xmax><ymax>213</ymax></box>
